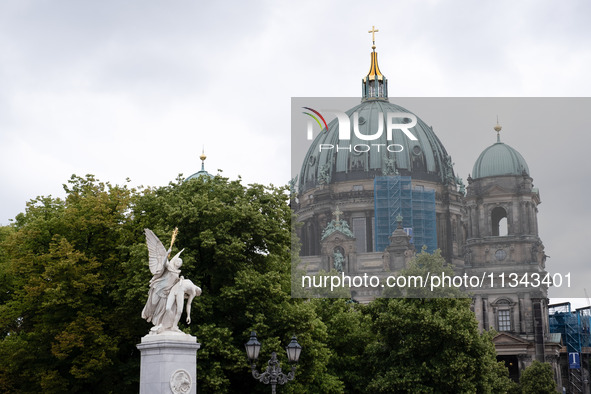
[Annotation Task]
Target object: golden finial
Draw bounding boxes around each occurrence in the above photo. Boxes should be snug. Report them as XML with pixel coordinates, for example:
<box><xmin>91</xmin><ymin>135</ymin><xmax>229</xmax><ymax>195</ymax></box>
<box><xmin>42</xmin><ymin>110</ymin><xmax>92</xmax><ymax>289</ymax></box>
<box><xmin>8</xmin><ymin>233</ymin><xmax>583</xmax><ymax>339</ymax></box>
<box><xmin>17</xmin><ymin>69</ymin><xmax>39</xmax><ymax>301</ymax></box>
<box><xmin>200</xmin><ymin>146</ymin><xmax>207</xmax><ymax>162</ymax></box>
<box><xmin>494</xmin><ymin>116</ymin><xmax>502</xmax><ymax>132</ymax></box>
<box><xmin>494</xmin><ymin>116</ymin><xmax>502</xmax><ymax>142</ymax></box>
<box><xmin>368</xmin><ymin>25</ymin><xmax>379</xmax><ymax>49</ymax></box>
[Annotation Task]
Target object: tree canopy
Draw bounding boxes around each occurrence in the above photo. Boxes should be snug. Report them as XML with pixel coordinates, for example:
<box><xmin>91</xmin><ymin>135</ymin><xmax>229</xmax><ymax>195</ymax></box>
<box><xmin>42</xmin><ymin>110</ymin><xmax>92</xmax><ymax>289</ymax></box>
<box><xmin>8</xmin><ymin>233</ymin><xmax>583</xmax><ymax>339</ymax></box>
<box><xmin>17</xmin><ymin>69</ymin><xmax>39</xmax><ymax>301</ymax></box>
<box><xmin>0</xmin><ymin>174</ymin><xmax>513</xmax><ymax>393</ymax></box>
<box><xmin>359</xmin><ymin>251</ymin><xmax>512</xmax><ymax>393</ymax></box>
<box><xmin>518</xmin><ymin>361</ymin><xmax>557</xmax><ymax>394</ymax></box>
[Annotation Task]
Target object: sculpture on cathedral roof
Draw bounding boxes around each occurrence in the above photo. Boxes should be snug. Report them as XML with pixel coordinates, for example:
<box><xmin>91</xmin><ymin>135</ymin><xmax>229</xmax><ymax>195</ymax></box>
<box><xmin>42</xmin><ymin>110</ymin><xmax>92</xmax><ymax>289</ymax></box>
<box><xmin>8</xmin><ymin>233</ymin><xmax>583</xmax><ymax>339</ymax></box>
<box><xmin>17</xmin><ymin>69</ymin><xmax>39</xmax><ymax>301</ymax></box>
<box><xmin>289</xmin><ymin>175</ymin><xmax>298</xmax><ymax>197</ymax></box>
<box><xmin>382</xmin><ymin>156</ymin><xmax>398</xmax><ymax>176</ymax></box>
<box><xmin>333</xmin><ymin>250</ymin><xmax>345</xmax><ymax>273</ymax></box>
<box><xmin>141</xmin><ymin>228</ymin><xmax>201</xmax><ymax>334</ymax></box>
<box><xmin>317</xmin><ymin>164</ymin><xmax>331</xmax><ymax>185</ymax></box>
<box><xmin>455</xmin><ymin>176</ymin><xmax>465</xmax><ymax>195</ymax></box>
<box><xmin>321</xmin><ymin>207</ymin><xmax>354</xmax><ymax>240</ymax></box>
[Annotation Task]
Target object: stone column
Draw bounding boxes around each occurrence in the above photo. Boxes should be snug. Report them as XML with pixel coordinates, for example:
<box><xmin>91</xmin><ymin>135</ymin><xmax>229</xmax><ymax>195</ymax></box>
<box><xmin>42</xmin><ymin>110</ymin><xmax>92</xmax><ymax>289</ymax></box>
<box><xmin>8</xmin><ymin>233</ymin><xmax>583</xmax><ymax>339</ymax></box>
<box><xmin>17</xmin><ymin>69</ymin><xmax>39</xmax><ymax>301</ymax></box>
<box><xmin>518</xmin><ymin>293</ymin><xmax>526</xmax><ymax>333</ymax></box>
<box><xmin>482</xmin><ymin>297</ymin><xmax>490</xmax><ymax>330</ymax></box>
<box><xmin>518</xmin><ymin>353</ymin><xmax>532</xmax><ymax>372</ymax></box>
<box><xmin>137</xmin><ymin>333</ymin><xmax>201</xmax><ymax>394</ymax></box>
<box><xmin>512</xmin><ymin>301</ymin><xmax>520</xmax><ymax>333</ymax></box>
<box><xmin>474</xmin><ymin>295</ymin><xmax>483</xmax><ymax>331</ymax></box>
<box><xmin>488</xmin><ymin>300</ymin><xmax>495</xmax><ymax>331</ymax></box>
<box><xmin>468</xmin><ymin>205</ymin><xmax>476</xmax><ymax>239</ymax></box>
<box><xmin>532</xmin><ymin>206</ymin><xmax>539</xmax><ymax>236</ymax></box>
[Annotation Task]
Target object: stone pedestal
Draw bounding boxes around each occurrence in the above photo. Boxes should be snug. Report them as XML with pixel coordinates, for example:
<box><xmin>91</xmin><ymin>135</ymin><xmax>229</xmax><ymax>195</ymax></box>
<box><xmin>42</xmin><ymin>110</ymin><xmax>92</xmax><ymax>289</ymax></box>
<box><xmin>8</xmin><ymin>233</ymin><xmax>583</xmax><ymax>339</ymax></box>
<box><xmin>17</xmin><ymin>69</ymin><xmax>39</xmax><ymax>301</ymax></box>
<box><xmin>137</xmin><ymin>333</ymin><xmax>201</xmax><ymax>394</ymax></box>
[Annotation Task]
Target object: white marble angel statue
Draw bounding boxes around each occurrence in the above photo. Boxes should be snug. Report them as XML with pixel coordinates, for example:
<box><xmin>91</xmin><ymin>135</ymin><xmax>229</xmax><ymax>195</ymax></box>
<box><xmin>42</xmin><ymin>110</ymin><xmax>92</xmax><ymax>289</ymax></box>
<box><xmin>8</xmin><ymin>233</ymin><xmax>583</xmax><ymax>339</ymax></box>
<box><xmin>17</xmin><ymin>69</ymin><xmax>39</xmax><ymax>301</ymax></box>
<box><xmin>141</xmin><ymin>228</ymin><xmax>201</xmax><ymax>334</ymax></box>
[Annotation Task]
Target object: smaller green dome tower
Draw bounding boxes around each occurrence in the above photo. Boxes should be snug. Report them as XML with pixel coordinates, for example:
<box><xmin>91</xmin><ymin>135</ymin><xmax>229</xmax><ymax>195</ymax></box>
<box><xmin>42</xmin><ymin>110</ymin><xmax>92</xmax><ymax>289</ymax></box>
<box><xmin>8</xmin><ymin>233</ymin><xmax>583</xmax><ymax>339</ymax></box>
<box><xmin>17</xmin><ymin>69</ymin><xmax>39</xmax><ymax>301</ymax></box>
<box><xmin>472</xmin><ymin>123</ymin><xmax>529</xmax><ymax>179</ymax></box>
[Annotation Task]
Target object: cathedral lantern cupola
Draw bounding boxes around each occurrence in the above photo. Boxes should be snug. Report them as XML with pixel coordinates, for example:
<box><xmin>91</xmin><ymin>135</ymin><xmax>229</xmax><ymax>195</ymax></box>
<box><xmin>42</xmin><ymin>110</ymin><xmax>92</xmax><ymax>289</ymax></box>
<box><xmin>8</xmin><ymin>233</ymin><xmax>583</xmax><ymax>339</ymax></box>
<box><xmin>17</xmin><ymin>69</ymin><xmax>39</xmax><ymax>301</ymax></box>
<box><xmin>362</xmin><ymin>26</ymin><xmax>388</xmax><ymax>101</ymax></box>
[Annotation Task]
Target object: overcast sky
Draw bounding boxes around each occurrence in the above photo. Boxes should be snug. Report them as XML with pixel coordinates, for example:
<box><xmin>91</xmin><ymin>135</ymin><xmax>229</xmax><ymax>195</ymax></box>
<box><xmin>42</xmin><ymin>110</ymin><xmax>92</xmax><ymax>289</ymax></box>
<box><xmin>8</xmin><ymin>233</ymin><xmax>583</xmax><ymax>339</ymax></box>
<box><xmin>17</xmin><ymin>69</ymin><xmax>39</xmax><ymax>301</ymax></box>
<box><xmin>1</xmin><ymin>1</ymin><xmax>590</xmax><ymax>304</ymax></box>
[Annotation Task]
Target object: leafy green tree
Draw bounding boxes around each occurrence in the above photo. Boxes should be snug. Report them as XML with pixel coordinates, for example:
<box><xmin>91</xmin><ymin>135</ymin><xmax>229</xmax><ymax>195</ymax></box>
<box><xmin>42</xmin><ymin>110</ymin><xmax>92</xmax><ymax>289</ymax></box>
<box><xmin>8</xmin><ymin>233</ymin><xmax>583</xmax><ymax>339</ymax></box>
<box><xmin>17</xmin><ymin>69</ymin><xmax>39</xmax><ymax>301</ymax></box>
<box><xmin>392</xmin><ymin>249</ymin><xmax>467</xmax><ymax>298</ymax></box>
<box><xmin>518</xmin><ymin>360</ymin><xmax>556</xmax><ymax>394</ymax></box>
<box><xmin>0</xmin><ymin>175</ymin><xmax>138</xmax><ymax>393</ymax></box>
<box><xmin>360</xmin><ymin>252</ymin><xmax>513</xmax><ymax>393</ymax></box>
<box><xmin>361</xmin><ymin>297</ymin><xmax>512</xmax><ymax>393</ymax></box>
<box><xmin>0</xmin><ymin>226</ymin><xmax>14</xmax><ymax>307</ymax></box>
<box><xmin>120</xmin><ymin>174</ymin><xmax>344</xmax><ymax>393</ymax></box>
<box><xmin>0</xmin><ymin>173</ymin><xmax>516</xmax><ymax>394</ymax></box>
<box><xmin>0</xmin><ymin>174</ymin><xmax>346</xmax><ymax>393</ymax></box>
<box><xmin>312</xmin><ymin>298</ymin><xmax>374</xmax><ymax>393</ymax></box>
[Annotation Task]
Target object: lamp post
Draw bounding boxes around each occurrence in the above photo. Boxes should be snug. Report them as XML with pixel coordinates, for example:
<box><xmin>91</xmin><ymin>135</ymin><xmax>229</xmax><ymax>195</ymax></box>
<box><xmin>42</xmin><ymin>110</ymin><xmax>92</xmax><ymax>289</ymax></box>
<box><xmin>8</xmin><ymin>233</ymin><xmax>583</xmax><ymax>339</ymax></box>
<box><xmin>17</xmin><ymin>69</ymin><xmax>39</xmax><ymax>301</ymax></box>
<box><xmin>245</xmin><ymin>331</ymin><xmax>302</xmax><ymax>394</ymax></box>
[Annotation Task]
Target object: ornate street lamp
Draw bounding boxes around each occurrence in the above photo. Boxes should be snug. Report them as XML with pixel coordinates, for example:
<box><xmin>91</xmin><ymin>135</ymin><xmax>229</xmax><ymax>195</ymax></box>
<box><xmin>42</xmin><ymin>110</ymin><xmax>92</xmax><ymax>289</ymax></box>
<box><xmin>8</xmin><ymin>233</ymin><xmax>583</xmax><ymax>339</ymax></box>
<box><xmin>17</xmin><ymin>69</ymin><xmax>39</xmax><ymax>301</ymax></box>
<box><xmin>245</xmin><ymin>331</ymin><xmax>261</xmax><ymax>361</ymax></box>
<box><xmin>245</xmin><ymin>331</ymin><xmax>302</xmax><ymax>394</ymax></box>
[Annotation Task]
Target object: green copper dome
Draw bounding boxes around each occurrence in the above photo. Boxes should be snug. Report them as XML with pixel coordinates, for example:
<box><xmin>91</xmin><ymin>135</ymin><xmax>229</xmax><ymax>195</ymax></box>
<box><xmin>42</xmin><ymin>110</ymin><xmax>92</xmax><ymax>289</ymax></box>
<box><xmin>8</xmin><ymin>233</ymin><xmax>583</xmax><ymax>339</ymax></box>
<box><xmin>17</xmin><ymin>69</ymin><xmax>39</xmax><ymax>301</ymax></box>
<box><xmin>472</xmin><ymin>138</ymin><xmax>529</xmax><ymax>179</ymax></box>
<box><xmin>298</xmin><ymin>99</ymin><xmax>456</xmax><ymax>192</ymax></box>
<box><xmin>298</xmin><ymin>41</ymin><xmax>455</xmax><ymax>193</ymax></box>
<box><xmin>186</xmin><ymin>167</ymin><xmax>212</xmax><ymax>181</ymax></box>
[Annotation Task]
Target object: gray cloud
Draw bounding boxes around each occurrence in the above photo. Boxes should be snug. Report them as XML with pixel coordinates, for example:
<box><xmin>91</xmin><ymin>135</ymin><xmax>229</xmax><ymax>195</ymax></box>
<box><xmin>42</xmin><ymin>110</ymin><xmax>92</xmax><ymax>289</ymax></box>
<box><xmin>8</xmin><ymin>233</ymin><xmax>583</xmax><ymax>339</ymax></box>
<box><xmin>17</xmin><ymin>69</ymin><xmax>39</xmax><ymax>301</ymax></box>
<box><xmin>1</xmin><ymin>0</ymin><xmax>590</xmax><ymax>303</ymax></box>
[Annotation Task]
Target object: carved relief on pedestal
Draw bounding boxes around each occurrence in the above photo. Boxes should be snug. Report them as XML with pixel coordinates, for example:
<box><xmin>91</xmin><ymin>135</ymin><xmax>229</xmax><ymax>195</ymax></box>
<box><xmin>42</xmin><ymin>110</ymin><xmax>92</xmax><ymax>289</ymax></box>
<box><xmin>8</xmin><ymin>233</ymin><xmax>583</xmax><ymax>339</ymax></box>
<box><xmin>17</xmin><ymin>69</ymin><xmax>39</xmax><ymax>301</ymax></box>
<box><xmin>170</xmin><ymin>369</ymin><xmax>192</xmax><ymax>394</ymax></box>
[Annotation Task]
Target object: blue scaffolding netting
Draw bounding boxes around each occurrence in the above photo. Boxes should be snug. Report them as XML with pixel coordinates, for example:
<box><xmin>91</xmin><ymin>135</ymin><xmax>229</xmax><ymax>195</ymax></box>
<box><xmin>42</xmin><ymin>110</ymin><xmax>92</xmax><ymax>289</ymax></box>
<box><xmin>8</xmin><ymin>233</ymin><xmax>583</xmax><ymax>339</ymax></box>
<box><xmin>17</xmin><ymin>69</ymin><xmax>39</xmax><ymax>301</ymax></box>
<box><xmin>549</xmin><ymin>302</ymin><xmax>591</xmax><ymax>353</ymax></box>
<box><xmin>374</xmin><ymin>176</ymin><xmax>437</xmax><ymax>253</ymax></box>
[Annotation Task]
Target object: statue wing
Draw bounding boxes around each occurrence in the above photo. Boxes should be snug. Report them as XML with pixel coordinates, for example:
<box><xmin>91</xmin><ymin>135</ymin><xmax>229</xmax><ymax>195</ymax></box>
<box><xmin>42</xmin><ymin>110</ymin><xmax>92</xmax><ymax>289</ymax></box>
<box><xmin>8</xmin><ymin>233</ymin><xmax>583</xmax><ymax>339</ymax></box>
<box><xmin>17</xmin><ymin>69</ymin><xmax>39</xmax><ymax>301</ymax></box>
<box><xmin>145</xmin><ymin>228</ymin><xmax>168</xmax><ymax>275</ymax></box>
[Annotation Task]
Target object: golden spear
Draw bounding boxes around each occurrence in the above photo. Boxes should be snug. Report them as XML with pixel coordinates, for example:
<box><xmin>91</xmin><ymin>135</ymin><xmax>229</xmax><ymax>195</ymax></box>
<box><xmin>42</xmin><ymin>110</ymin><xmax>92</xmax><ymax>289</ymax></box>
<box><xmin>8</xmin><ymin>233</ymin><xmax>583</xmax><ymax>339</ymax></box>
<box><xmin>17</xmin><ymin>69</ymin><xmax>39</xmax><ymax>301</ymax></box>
<box><xmin>168</xmin><ymin>227</ymin><xmax>179</xmax><ymax>258</ymax></box>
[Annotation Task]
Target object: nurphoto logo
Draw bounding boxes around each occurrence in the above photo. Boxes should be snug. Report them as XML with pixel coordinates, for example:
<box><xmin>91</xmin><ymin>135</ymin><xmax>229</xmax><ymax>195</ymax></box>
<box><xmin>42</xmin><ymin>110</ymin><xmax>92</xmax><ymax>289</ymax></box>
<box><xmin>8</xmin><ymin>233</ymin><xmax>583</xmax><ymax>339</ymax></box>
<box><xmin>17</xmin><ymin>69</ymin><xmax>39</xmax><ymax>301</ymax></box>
<box><xmin>302</xmin><ymin>107</ymin><xmax>418</xmax><ymax>153</ymax></box>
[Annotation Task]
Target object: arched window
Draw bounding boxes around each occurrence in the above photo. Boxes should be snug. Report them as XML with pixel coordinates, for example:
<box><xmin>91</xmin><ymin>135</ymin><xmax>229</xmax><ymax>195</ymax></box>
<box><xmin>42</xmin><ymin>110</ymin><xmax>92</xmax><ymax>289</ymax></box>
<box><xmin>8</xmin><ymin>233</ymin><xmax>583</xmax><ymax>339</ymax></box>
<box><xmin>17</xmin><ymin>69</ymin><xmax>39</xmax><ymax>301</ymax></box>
<box><xmin>491</xmin><ymin>207</ymin><xmax>508</xmax><ymax>236</ymax></box>
<box><xmin>493</xmin><ymin>298</ymin><xmax>513</xmax><ymax>332</ymax></box>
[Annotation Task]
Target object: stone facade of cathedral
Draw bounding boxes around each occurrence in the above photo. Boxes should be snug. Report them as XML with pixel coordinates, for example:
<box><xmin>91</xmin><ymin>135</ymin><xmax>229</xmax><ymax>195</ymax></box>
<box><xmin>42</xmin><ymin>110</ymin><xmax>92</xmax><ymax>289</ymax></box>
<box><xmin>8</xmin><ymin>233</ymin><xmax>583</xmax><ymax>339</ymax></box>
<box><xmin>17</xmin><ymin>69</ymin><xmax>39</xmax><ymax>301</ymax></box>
<box><xmin>292</xmin><ymin>41</ymin><xmax>563</xmax><ymax>383</ymax></box>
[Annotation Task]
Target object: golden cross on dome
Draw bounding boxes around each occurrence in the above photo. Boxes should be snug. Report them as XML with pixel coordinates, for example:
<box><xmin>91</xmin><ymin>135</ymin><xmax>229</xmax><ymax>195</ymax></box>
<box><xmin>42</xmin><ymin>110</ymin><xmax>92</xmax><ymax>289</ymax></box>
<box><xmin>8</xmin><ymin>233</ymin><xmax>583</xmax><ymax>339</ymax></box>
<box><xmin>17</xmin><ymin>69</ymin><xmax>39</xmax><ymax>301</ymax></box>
<box><xmin>368</xmin><ymin>25</ymin><xmax>379</xmax><ymax>47</ymax></box>
<box><xmin>333</xmin><ymin>206</ymin><xmax>343</xmax><ymax>223</ymax></box>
